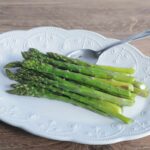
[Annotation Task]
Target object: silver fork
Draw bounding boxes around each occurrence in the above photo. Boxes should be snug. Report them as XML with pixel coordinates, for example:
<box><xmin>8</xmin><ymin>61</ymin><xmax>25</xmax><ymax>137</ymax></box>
<box><xmin>67</xmin><ymin>30</ymin><xmax>150</xmax><ymax>64</ymax></box>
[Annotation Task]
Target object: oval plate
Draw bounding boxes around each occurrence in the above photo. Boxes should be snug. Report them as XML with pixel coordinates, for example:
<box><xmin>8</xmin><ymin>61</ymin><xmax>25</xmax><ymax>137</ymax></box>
<box><xmin>0</xmin><ymin>27</ymin><xmax>150</xmax><ymax>145</ymax></box>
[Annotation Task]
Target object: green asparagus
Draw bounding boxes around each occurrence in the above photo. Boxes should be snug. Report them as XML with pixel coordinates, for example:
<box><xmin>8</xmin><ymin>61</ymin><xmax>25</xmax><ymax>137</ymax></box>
<box><xmin>4</xmin><ymin>61</ymin><xmax>134</xmax><ymax>92</ymax></box>
<box><xmin>4</xmin><ymin>48</ymin><xmax>149</xmax><ymax>124</ymax></box>
<box><xmin>134</xmin><ymin>80</ymin><xmax>147</xmax><ymax>90</ymax></box>
<box><xmin>99</xmin><ymin>79</ymin><xmax>134</xmax><ymax>91</ymax></box>
<box><xmin>133</xmin><ymin>87</ymin><xmax>149</xmax><ymax>97</ymax></box>
<box><xmin>96</xmin><ymin>65</ymin><xmax>135</xmax><ymax>74</ymax></box>
<box><xmin>5</xmin><ymin>69</ymin><xmax>135</xmax><ymax>106</ymax></box>
<box><xmin>22</xmin><ymin>48</ymin><xmax>135</xmax><ymax>83</ymax></box>
<box><xmin>8</xmin><ymin>83</ymin><xmax>133</xmax><ymax>123</ymax></box>
<box><xmin>11</xmin><ymin>82</ymin><xmax>122</xmax><ymax>114</ymax></box>
<box><xmin>8</xmin><ymin>83</ymin><xmax>107</xmax><ymax>115</ymax></box>
<box><xmin>22</xmin><ymin>59</ymin><xmax>135</xmax><ymax>98</ymax></box>
<box><xmin>46</xmin><ymin>50</ymin><xmax>135</xmax><ymax>74</ymax></box>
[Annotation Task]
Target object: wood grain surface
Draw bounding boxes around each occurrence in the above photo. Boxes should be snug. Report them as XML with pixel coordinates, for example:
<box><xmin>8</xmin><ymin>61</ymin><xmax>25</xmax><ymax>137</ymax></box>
<box><xmin>0</xmin><ymin>0</ymin><xmax>150</xmax><ymax>149</ymax></box>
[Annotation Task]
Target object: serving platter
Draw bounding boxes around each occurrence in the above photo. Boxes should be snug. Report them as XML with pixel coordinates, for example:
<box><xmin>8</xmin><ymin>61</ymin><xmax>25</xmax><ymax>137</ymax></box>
<box><xmin>0</xmin><ymin>27</ymin><xmax>150</xmax><ymax>145</ymax></box>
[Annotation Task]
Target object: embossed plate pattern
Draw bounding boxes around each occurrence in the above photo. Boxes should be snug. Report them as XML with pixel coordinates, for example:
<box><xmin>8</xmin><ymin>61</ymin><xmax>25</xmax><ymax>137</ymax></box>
<box><xmin>0</xmin><ymin>27</ymin><xmax>150</xmax><ymax>145</ymax></box>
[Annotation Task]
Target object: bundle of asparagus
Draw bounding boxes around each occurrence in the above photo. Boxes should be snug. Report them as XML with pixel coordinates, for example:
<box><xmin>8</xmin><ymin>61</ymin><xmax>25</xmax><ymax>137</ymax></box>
<box><xmin>4</xmin><ymin>48</ymin><xmax>149</xmax><ymax>124</ymax></box>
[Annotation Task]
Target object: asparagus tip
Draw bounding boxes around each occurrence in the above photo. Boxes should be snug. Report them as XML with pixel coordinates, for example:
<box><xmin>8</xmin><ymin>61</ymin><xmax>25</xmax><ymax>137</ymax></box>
<box><xmin>6</xmin><ymin>89</ymin><xmax>16</xmax><ymax>94</ymax></box>
<box><xmin>4</xmin><ymin>61</ymin><xmax>22</xmax><ymax>68</ymax></box>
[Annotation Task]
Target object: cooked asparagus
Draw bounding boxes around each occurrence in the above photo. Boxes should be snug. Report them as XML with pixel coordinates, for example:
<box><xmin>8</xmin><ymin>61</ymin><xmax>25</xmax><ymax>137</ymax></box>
<box><xmin>4</xmin><ymin>48</ymin><xmax>149</xmax><ymax>124</ymax></box>
<box><xmin>21</xmin><ymin>48</ymin><xmax>135</xmax><ymax>83</ymax></box>
<box><xmin>22</xmin><ymin>60</ymin><xmax>135</xmax><ymax>98</ymax></box>
<box><xmin>4</xmin><ymin>61</ymin><xmax>134</xmax><ymax>91</ymax></box>
<box><xmin>5</xmin><ymin>69</ymin><xmax>135</xmax><ymax>106</ymax></box>
<box><xmin>46</xmin><ymin>50</ymin><xmax>135</xmax><ymax>74</ymax></box>
<box><xmin>47</xmin><ymin>52</ymin><xmax>134</xmax><ymax>74</ymax></box>
<box><xmin>8</xmin><ymin>83</ymin><xmax>133</xmax><ymax>124</ymax></box>
<box><xmin>133</xmin><ymin>87</ymin><xmax>149</xmax><ymax>97</ymax></box>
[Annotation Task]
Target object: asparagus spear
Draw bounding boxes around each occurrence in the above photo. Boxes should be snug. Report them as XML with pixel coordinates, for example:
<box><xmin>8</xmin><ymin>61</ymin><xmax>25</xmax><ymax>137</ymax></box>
<box><xmin>99</xmin><ymin>79</ymin><xmax>134</xmax><ymax>91</ymax></box>
<box><xmin>22</xmin><ymin>59</ymin><xmax>135</xmax><ymax>98</ymax></box>
<box><xmin>4</xmin><ymin>61</ymin><xmax>134</xmax><ymax>92</ymax></box>
<box><xmin>16</xmin><ymin>68</ymin><xmax>134</xmax><ymax>92</ymax></box>
<box><xmin>7</xmin><ymin>83</ymin><xmax>107</xmax><ymax>115</ymax></box>
<box><xmin>97</xmin><ymin>65</ymin><xmax>135</xmax><ymax>74</ymax></box>
<box><xmin>22</xmin><ymin>48</ymin><xmax>135</xmax><ymax>83</ymax></box>
<box><xmin>46</xmin><ymin>50</ymin><xmax>135</xmax><ymax>74</ymax></box>
<box><xmin>8</xmin><ymin>83</ymin><xmax>133</xmax><ymax>124</ymax></box>
<box><xmin>133</xmin><ymin>87</ymin><xmax>149</xmax><ymax>97</ymax></box>
<box><xmin>11</xmin><ymin>82</ymin><xmax>122</xmax><ymax>114</ymax></box>
<box><xmin>132</xmin><ymin>80</ymin><xmax>149</xmax><ymax>97</ymax></box>
<box><xmin>5</xmin><ymin>69</ymin><xmax>135</xmax><ymax>106</ymax></box>
<box><xmin>10</xmin><ymin>83</ymin><xmax>118</xmax><ymax>118</ymax></box>
<box><xmin>134</xmin><ymin>80</ymin><xmax>147</xmax><ymax>90</ymax></box>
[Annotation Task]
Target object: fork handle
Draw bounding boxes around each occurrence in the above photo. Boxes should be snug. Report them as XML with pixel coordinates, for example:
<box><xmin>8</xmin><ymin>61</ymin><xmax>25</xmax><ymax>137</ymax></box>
<box><xmin>97</xmin><ymin>29</ymin><xmax>150</xmax><ymax>55</ymax></box>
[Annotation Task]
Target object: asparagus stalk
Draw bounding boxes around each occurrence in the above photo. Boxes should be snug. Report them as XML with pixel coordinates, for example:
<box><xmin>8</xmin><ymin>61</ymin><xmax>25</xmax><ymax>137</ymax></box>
<box><xmin>133</xmin><ymin>87</ymin><xmax>149</xmax><ymax>97</ymax></box>
<box><xmin>134</xmin><ymin>80</ymin><xmax>147</xmax><ymax>90</ymax></box>
<box><xmin>7</xmin><ymin>84</ymin><xmax>107</xmax><ymax>115</ymax></box>
<box><xmin>17</xmin><ymin>68</ymin><xmax>134</xmax><ymax>92</ymax></box>
<box><xmin>97</xmin><ymin>65</ymin><xmax>135</xmax><ymax>74</ymax></box>
<box><xmin>97</xmin><ymin>79</ymin><xmax>134</xmax><ymax>91</ymax></box>
<box><xmin>22</xmin><ymin>60</ymin><xmax>134</xmax><ymax>98</ymax></box>
<box><xmin>22</xmin><ymin>48</ymin><xmax>135</xmax><ymax>83</ymax></box>
<box><xmin>5</xmin><ymin>69</ymin><xmax>135</xmax><ymax>106</ymax></box>
<box><xmin>11</xmin><ymin>82</ymin><xmax>122</xmax><ymax>114</ymax></box>
<box><xmin>132</xmin><ymin>80</ymin><xmax>149</xmax><ymax>97</ymax></box>
<box><xmin>4</xmin><ymin>61</ymin><xmax>134</xmax><ymax>92</ymax></box>
<box><xmin>8</xmin><ymin>83</ymin><xmax>133</xmax><ymax>124</ymax></box>
<box><xmin>46</xmin><ymin>50</ymin><xmax>135</xmax><ymax>74</ymax></box>
<box><xmin>10</xmin><ymin>83</ymin><xmax>117</xmax><ymax>118</ymax></box>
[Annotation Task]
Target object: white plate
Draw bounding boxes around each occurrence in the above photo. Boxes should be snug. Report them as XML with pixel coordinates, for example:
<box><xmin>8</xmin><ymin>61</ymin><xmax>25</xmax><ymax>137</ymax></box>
<box><xmin>0</xmin><ymin>27</ymin><xmax>150</xmax><ymax>145</ymax></box>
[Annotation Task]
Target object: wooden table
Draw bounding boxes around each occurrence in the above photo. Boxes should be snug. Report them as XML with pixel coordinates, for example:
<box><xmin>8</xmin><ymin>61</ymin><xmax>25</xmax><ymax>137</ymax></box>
<box><xmin>0</xmin><ymin>0</ymin><xmax>150</xmax><ymax>149</ymax></box>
